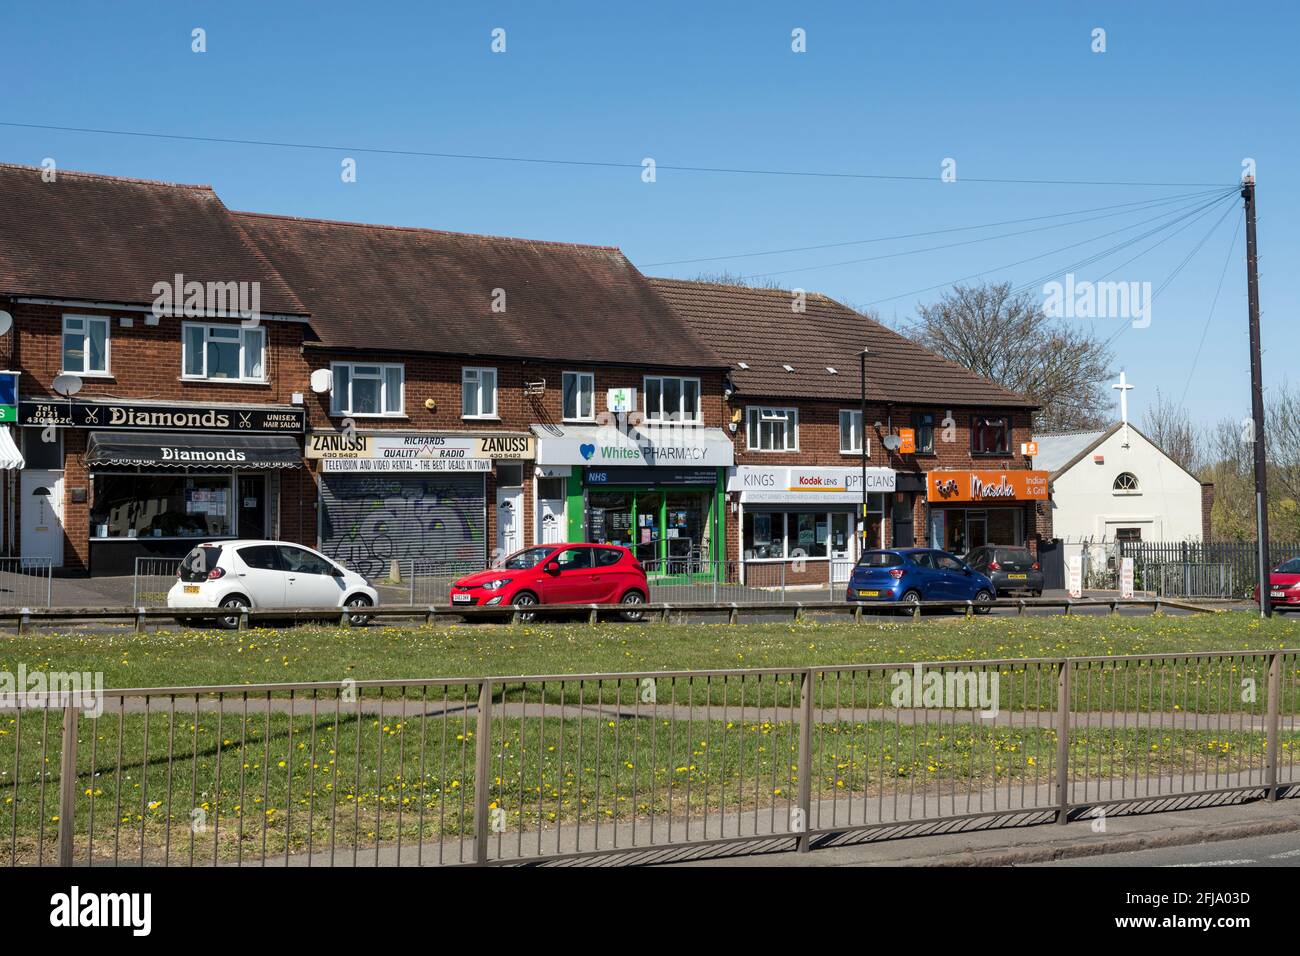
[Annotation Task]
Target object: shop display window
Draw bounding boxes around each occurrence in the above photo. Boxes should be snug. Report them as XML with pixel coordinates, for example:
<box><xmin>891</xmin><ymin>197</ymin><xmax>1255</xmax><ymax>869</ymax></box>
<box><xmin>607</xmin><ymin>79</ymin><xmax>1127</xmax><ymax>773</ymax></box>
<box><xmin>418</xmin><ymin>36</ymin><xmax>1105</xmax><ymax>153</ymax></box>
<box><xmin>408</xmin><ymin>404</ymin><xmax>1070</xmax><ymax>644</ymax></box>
<box><xmin>90</xmin><ymin>474</ymin><xmax>234</xmax><ymax>539</ymax></box>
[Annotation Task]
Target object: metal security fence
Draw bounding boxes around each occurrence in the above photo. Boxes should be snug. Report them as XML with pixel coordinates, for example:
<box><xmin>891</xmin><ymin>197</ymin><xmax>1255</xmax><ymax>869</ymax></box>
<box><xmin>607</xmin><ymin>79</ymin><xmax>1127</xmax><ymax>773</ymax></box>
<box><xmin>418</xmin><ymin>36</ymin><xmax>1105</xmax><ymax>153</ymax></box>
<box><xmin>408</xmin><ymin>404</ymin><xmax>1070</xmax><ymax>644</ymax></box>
<box><xmin>4</xmin><ymin>648</ymin><xmax>1297</xmax><ymax>867</ymax></box>
<box><xmin>1121</xmin><ymin>540</ymin><xmax>1300</xmax><ymax>599</ymax></box>
<box><xmin>0</xmin><ymin>558</ymin><xmax>53</xmax><ymax>609</ymax></box>
<box><xmin>643</xmin><ymin>559</ymin><xmax>857</xmax><ymax>605</ymax></box>
<box><xmin>132</xmin><ymin>558</ymin><xmax>182</xmax><ymax>607</ymax></box>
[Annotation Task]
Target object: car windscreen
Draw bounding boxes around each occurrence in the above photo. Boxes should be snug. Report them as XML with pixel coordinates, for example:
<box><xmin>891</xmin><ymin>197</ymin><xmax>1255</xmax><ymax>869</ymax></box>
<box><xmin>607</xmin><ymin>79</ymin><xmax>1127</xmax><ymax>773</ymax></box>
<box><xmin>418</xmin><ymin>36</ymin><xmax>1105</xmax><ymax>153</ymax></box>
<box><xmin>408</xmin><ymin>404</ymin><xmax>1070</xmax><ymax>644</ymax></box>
<box><xmin>501</xmin><ymin>547</ymin><xmax>555</xmax><ymax>570</ymax></box>
<box><xmin>858</xmin><ymin>551</ymin><xmax>902</xmax><ymax>567</ymax></box>
<box><xmin>994</xmin><ymin>548</ymin><xmax>1034</xmax><ymax>566</ymax></box>
<box><xmin>1276</xmin><ymin>558</ymin><xmax>1300</xmax><ymax>574</ymax></box>
<box><xmin>179</xmin><ymin>546</ymin><xmax>223</xmax><ymax>582</ymax></box>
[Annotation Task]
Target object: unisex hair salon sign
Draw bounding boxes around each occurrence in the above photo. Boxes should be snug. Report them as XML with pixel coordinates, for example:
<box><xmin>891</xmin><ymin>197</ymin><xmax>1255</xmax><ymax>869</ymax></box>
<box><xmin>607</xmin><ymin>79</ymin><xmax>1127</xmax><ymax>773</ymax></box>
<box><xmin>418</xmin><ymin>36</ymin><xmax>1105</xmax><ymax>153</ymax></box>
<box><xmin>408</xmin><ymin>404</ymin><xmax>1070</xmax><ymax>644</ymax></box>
<box><xmin>19</xmin><ymin>400</ymin><xmax>305</xmax><ymax>433</ymax></box>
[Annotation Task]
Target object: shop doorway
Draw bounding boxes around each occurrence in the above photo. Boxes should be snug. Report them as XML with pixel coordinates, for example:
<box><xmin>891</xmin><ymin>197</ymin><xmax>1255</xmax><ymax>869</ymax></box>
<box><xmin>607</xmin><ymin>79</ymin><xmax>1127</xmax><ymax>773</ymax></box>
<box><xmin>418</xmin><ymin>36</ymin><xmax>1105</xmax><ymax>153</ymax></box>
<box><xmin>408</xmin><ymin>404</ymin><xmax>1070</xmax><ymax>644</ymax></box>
<box><xmin>21</xmin><ymin>470</ymin><xmax>64</xmax><ymax>567</ymax></box>
<box><xmin>237</xmin><ymin>475</ymin><xmax>267</xmax><ymax>538</ymax></box>
<box><xmin>536</xmin><ymin>477</ymin><xmax>567</xmax><ymax>545</ymax></box>
<box><xmin>496</xmin><ymin>487</ymin><xmax>523</xmax><ymax>558</ymax></box>
<box><xmin>891</xmin><ymin>493</ymin><xmax>914</xmax><ymax>549</ymax></box>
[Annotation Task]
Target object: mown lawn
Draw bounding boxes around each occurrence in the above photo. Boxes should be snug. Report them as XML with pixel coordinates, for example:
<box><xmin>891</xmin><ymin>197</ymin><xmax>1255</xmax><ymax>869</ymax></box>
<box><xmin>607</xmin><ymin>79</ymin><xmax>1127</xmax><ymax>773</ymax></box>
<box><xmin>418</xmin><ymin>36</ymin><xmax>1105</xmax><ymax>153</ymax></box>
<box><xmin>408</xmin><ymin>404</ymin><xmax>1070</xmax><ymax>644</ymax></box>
<box><xmin>1</xmin><ymin>610</ymin><xmax>1298</xmax><ymax>689</ymax></box>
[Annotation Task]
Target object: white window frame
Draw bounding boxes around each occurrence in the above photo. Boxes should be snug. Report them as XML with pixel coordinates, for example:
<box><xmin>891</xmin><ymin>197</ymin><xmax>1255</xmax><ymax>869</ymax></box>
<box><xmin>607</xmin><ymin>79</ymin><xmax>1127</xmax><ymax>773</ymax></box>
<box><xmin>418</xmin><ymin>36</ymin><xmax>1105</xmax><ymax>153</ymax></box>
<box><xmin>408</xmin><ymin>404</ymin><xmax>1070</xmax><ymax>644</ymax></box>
<box><xmin>181</xmin><ymin>322</ymin><xmax>267</xmax><ymax>383</ymax></box>
<box><xmin>61</xmin><ymin>314</ymin><xmax>111</xmax><ymax>376</ymax></box>
<box><xmin>1113</xmin><ymin>472</ymin><xmax>1141</xmax><ymax>496</ymax></box>
<box><xmin>462</xmin><ymin>366</ymin><xmax>498</xmax><ymax>419</ymax></box>
<box><xmin>562</xmin><ymin>370</ymin><xmax>595</xmax><ymax>422</ymax></box>
<box><xmin>643</xmin><ymin>375</ymin><xmax>702</xmax><ymax>423</ymax></box>
<box><xmin>839</xmin><ymin>409</ymin><xmax>865</xmax><ymax>454</ymax></box>
<box><xmin>746</xmin><ymin>406</ymin><xmax>799</xmax><ymax>452</ymax></box>
<box><xmin>330</xmin><ymin>362</ymin><xmax>405</xmax><ymax>417</ymax></box>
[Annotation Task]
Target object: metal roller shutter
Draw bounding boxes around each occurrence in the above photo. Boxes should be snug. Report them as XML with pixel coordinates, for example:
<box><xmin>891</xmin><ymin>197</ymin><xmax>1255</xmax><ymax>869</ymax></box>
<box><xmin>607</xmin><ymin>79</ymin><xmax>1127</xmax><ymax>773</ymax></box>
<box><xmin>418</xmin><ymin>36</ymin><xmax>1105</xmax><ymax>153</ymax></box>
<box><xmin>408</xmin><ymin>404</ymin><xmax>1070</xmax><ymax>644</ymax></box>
<box><xmin>319</xmin><ymin>473</ymin><xmax>486</xmax><ymax>579</ymax></box>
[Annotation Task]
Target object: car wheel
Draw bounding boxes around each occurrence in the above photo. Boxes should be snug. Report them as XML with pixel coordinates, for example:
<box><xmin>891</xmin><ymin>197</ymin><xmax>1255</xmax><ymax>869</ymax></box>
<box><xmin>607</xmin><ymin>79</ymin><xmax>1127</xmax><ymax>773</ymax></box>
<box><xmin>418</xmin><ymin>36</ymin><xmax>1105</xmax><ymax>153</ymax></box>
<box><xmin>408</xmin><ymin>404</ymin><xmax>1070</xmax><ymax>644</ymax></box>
<box><xmin>620</xmin><ymin>589</ymin><xmax>646</xmax><ymax>622</ymax></box>
<box><xmin>973</xmin><ymin>590</ymin><xmax>994</xmax><ymax>614</ymax></box>
<box><xmin>344</xmin><ymin>593</ymin><xmax>373</xmax><ymax>626</ymax></box>
<box><xmin>900</xmin><ymin>590</ymin><xmax>922</xmax><ymax>614</ymax></box>
<box><xmin>1031</xmin><ymin>589</ymin><xmax>1043</xmax><ymax>598</ymax></box>
<box><xmin>218</xmin><ymin>595</ymin><xmax>249</xmax><ymax>630</ymax></box>
<box><xmin>512</xmin><ymin>591</ymin><xmax>539</xmax><ymax>623</ymax></box>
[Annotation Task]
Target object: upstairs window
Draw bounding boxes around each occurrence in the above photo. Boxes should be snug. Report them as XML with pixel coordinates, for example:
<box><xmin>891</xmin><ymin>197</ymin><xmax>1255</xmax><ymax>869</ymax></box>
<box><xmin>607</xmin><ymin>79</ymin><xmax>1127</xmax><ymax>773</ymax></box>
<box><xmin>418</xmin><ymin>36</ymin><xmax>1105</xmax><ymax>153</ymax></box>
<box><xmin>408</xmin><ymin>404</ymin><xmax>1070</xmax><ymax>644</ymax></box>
<box><xmin>182</xmin><ymin>323</ymin><xmax>266</xmax><ymax>382</ymax></box>
<box><xmin>747</xmin><ymin>406</ymin><xmax>799</xmax><ymax>451</ymax></box>
<box><xmin>331</xmin><ymin>362</ymin><xmax>404</xmax><ymax>416</ymax></box>
<box><xmin>839</xmin><ymin>410</ymin><xmax>864</xmax><ymax>454</ymax></box>
<box><xmin>971</xmin><ymin>415</ymin><xmax>1010</xmax><ymax>455</ymax></box>
<box><xmin>1113</xmin><ymin>472</ymin><xmax>1140</xmax><ymax>493</ymax></box>
<box><xmin>562</xmin><ymin>371</ymin><xmax>595</xmax><ymax>421</ymax></box>
<box><xmin>913</xmin><ymin>411</ymin><xmax>936</xmax><ymax>454</ymax></box>
<box><xmin>462</xmin><ymin>367</ymin><xmax>498</xmax><ymax>419</ymax></box>
<box><xmin>62</xmin><ymin>315</ymin><xmax>110</xmax><ymax>375</ymax></box>
<box><xmin>644</xmin><ymin>376</ymin><xmax>701</xmax><ymax>423</ymax></box>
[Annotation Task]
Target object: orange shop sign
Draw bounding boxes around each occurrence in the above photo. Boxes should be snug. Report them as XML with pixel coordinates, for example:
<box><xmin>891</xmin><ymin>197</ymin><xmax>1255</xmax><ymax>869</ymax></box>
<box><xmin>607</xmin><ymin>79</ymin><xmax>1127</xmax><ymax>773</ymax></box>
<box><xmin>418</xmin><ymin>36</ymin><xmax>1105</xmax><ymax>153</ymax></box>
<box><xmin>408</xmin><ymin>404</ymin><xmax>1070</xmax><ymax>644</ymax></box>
<box><xmin>926</xmin><ymin>470</ymin><xmax>1050</xmax><ymax>503</ymax></box>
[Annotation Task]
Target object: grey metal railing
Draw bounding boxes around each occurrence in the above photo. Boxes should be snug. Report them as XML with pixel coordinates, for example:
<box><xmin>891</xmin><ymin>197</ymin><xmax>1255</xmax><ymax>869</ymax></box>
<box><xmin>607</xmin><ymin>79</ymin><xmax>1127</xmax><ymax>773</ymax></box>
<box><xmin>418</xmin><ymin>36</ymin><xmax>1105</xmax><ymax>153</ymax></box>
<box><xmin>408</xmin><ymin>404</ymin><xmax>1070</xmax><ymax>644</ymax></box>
<box><xmin>643</xmin><ymin>559</ymin><xmax>860</xmax><ymax>605</ymax></box>
<box><xmin>0</xmin><ymin>557</ymin><xmax>53</xmax><ymax>609</ymax></box>
<box><xmin>132</xmin><ymin>557</ymin><xmax>182</xmax><ymax>607</ymax></box>
<box><xmin>4</xmin><ymin>648</ymin><xmax>1295</xmax><ymax>866</ymax></box>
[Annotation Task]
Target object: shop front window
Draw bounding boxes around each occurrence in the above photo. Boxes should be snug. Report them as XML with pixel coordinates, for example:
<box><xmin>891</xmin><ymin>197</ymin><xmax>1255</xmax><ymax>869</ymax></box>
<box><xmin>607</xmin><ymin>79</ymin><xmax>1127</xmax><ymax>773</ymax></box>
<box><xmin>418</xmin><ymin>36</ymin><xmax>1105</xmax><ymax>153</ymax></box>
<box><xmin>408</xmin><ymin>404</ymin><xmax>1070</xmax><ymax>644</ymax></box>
<box><xmin>90</xmin><ymin>474</ymin><xmax>234</xmax><ymax>539</ymax></box>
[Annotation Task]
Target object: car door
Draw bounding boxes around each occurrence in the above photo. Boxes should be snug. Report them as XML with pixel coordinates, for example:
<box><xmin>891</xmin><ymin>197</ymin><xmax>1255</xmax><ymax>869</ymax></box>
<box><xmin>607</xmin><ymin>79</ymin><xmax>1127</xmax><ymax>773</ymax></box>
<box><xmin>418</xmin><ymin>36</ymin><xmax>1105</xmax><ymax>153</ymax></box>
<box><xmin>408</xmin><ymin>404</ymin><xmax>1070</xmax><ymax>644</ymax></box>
<box><xmin>591</xmin><ymin>547</ymin><xmax>626</xmax><ymax>603</ymax></box>
<box><xmin>234</xmin><ymin>544</ymin><xmax>287</xmax><ymax>607</ymax></box>
<box><xmin>906</xmin><ymin>551</ymin><xmax>942</xmax><ymax>599</ymax></box>
<box><xmin>278</xmin><ymin>545</ymin><xmax>346</xmax><ymax>607</ymax></box>
<box><xmin>934</xmin><ymin>551</ymin><xmax>973</xmax><ymax>599</ymax></box>
<box><xmin>542</xmin><ymin>546</ymin><xmax>596</xmax><ymax>604</ymax></box>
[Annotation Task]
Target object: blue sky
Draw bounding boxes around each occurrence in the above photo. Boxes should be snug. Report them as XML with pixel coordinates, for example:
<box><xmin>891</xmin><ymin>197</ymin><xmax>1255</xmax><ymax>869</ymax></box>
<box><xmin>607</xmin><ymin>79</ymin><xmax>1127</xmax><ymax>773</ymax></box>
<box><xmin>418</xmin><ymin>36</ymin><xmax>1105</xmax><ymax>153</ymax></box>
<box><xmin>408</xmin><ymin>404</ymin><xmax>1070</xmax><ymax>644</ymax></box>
<box><xmin>1</xmin><ymin>0</ymin><xmax>1294</xmax><ymax>430</ymax></box>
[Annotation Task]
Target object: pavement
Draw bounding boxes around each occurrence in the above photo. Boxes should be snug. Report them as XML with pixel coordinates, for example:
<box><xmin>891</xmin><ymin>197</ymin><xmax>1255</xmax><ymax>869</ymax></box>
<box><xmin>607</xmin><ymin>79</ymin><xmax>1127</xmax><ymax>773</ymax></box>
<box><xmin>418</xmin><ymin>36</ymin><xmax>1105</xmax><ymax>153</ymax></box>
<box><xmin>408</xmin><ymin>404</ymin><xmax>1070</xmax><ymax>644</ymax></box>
<box><xmin>670</xmin><ymin>793</ymin><xmax>1300</xmax><ymax>868</ymax></box>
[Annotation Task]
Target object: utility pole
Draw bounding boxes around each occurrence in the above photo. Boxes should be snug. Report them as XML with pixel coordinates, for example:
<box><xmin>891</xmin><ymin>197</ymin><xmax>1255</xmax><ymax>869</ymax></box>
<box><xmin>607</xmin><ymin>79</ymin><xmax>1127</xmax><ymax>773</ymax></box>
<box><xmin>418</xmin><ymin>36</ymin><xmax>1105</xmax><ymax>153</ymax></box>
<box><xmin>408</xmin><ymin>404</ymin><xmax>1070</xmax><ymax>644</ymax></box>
<box><xmin>1243</xmin><ymin>175</ymin><xmax>1271</xmax><ymax>618</ymax></box>
<box><xmin>859</xmin><ymin>347</ymin><xmax>870</xmax><ymax>553</ymax></box>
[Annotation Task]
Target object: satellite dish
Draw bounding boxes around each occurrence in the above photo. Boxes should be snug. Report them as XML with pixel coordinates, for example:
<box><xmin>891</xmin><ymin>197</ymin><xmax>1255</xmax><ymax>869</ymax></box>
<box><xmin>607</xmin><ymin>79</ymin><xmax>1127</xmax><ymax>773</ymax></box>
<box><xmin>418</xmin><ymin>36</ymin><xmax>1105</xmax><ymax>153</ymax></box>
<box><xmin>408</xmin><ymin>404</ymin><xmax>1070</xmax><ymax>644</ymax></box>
<box><xmin>309</xmin><ymin>368</ymin><xmax>333</xmax><ymax>394</ymax></box>
<box><xmin>52</xmin><ymin>373</ymin><xmax>83</xmax><ymax>397</ymax></box>
<box><xmin>0</xmin><ymin>311</ymin><xmax>11</xmax><ymax>336</ymax></box>
<box><xmin>883</xmin><ymin>434</ymin><xmax>902</xmax><ymax>451</ymax></box>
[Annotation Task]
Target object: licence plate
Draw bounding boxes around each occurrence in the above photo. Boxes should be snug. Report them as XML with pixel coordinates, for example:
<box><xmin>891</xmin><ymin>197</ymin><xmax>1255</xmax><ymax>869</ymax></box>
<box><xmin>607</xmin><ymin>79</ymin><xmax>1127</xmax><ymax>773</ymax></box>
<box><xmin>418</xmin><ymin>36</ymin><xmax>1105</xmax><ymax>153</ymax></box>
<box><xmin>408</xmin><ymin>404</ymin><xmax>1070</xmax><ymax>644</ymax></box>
<box><xmin>183</xmin><ymin>585</ymin><xmax>200</xmax><ymax>594</ymax></box>
<box><xmin>1007</xmin><ymin>573</ymin><xmax>1028</xmax><ymax>580</ymax></box>
<box><xmin>452</xmin><ymin>593</ymin><xmax>472</xmax><ymax>603</ymax></box>
<box><xmin>1272</xmin><ymin>591</ymin><xmax>1286</xmax><ymax>599</ymax></box>
<box><xmin>858</xmin><ymin>589</ymin><xmax>880</xmax><ymax>597</ymax></box>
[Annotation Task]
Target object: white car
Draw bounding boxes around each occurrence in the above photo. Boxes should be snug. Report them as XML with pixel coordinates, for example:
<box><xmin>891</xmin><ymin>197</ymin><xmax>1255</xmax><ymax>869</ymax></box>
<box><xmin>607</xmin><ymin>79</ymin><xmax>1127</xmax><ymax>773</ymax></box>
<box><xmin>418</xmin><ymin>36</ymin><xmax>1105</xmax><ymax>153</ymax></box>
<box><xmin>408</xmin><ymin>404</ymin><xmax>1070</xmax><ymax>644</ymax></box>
<box><xmin>166</xmin><ymin>540</ymin><xmax>379</xmax><ymax>629</ymax></box>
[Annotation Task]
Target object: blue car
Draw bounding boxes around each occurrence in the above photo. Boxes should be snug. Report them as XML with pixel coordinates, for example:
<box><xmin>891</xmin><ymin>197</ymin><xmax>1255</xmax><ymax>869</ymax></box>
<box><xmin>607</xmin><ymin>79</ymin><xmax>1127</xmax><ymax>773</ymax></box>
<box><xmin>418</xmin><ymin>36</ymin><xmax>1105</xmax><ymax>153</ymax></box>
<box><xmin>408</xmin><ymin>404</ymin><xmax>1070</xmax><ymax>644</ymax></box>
<box><xmin>846</xmin><ymin>548</ymin><xmax>996</xmax><ymax>611</ymax></box>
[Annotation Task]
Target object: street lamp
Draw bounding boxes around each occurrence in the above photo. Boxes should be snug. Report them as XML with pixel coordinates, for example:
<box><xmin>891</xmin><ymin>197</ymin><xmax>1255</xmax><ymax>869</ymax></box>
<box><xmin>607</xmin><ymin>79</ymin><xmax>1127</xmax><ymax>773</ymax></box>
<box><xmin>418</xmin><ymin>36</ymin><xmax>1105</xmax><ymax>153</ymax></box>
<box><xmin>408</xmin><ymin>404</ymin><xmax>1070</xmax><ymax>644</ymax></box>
<box><xmin>859</xmin><ymin>347</ymin><xmax>871</xmax><ymax>552</ymax></box>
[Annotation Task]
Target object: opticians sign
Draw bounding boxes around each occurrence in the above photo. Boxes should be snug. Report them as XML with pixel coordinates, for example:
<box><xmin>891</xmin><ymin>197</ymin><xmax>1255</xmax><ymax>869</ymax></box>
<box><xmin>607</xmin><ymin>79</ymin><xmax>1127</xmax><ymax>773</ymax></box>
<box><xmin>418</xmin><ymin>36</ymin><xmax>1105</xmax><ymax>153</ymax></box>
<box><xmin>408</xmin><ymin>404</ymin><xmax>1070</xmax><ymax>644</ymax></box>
<box><xmin>729</xmin><ymin>465</ymin><xmax>897</xmax><ymax>503</ymax></box>
<box><xmin>926</xmin><ymin>470</ymin><xmax>1050</xmax><ymax>503</ymax></box>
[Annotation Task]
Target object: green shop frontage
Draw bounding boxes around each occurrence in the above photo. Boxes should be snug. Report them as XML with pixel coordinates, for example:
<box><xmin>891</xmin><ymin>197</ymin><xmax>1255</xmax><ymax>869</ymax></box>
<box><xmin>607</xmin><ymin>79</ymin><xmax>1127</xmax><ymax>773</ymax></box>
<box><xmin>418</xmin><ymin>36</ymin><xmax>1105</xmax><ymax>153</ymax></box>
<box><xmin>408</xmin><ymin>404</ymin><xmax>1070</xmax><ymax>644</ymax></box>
<box><xmin>531</xmin><ymin>423</ymin><xmax>734</xmax><ymax>571</ymax></box>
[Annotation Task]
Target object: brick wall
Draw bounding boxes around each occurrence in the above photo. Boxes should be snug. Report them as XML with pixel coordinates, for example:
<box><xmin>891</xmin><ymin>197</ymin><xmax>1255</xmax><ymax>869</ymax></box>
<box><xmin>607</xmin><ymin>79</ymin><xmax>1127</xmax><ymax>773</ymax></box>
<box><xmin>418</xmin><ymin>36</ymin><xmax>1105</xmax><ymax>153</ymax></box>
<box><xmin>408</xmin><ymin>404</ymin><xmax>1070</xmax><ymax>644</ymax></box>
<box><xmin>7</xmin><ymin>301</ymin><xmax>314</xmax><ymax>571</ymax></box>
<box><xmin>1201</xmin><ymin>482</ymin><xmax>1215</xmax><ymax>541</ymax></box>
<box><xmin>726</xmin><ymin>396</ymin><xmax>1047</xmax><ymax>560</ymax></box>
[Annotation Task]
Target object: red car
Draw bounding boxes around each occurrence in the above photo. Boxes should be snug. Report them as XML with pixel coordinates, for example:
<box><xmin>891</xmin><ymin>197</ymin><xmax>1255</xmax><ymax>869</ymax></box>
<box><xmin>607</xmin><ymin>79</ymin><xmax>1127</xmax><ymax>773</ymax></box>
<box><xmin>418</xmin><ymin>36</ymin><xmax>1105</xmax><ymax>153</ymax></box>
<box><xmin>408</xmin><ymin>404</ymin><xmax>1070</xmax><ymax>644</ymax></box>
<box><xmin>450</xmin><ymin>543</ymin><xmax>649</xmax><ymax>620</ymax></box>
<box><xmin>1254</xmin><ymin>557</ymin><xmax>1300</xmax><ymax>611</ymax></box>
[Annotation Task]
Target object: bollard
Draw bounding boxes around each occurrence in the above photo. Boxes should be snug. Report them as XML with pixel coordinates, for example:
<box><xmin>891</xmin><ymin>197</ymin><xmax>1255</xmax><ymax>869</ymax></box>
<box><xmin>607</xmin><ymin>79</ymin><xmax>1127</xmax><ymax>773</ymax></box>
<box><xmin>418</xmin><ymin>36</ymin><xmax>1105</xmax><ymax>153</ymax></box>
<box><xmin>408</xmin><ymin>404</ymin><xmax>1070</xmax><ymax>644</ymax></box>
<box><xmin>964</xmin><ymin>601</ymin><xmax>973</xmax><ymax>619</ymax></box>
<box><xmin>1017</xmin><ymin>600</ymin><xmax>1025</xmax><ymax>616</ymax></box>
<box><xmin>853</xmin><ymin>604</ymin><xmax>862</xmax><ymax>623</ymax></box>
<box><xmin>911</xmin><ymin>602</ymin><xmax>920</xmax><ymax>621</ymax></box>
<box><xmin>238</xmin><ymin>609</ymin><xmax>250</xmax><ymax>631</ymax></box>
<box><xmin>135</xmin><ymin>607</ymin><xmax>147</xmax><ymax>633</ymax></box>
<box><xmin>588</xmin><ymin>605</ymin><xmax>598</xmax><ymax>625</ymax></box>
<box><xmin>728</xmin><ymin>604</ymin><xmax>739</xmax><ymax>625</ymax></box>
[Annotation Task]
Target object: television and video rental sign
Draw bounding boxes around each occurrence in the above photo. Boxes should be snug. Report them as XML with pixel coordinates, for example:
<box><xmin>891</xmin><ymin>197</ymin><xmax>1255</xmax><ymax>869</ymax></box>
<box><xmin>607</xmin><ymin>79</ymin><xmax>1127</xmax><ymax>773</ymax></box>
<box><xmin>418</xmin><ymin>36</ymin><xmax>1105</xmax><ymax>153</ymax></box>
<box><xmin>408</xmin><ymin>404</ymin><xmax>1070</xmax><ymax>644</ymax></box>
<box><xmin>926</xmin><ymin>470</ymin><xmax>1050</xmax><ymax>503</ymax></box>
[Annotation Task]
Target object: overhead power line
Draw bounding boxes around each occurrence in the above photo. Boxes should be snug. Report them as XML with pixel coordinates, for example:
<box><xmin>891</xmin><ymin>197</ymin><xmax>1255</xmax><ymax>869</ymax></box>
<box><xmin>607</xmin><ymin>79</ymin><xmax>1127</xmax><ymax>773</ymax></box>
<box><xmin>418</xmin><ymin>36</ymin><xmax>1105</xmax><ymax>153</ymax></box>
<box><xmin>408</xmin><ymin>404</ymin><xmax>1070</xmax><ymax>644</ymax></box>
<box><xmin>0</xmin><ymin>120</ymin><xmax>1234</xmax><ymax>189</ymax></box>
<box><xmin>854</xmin><ymin>189</ymin><xmax>1236</xmax><ymax>307</ymax></box>
<box><xmin>1178</xmin><ymin>215</ymin><xmax>1243</xmax><ymax>408</ymax></box>
<box><xmin>645</xmin><ymin>189</ymin><xmax>1227</xmax><ymax>267</ymax></box>
<box><xmin>736</xmin><ymin>191</ymin><xmax>1229</xmax><ymax>281</ymax></box>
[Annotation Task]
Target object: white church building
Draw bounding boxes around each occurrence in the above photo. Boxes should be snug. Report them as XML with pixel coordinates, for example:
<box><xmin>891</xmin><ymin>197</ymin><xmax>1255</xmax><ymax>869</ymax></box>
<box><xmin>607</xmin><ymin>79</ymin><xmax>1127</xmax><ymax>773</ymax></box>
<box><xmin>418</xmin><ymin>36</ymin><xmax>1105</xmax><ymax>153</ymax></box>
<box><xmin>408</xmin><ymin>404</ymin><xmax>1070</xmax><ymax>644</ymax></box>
<box><xmin>1033</xmin><ymin>420</ymin><xmax>1210</xmax><ymax>546</ymax></box>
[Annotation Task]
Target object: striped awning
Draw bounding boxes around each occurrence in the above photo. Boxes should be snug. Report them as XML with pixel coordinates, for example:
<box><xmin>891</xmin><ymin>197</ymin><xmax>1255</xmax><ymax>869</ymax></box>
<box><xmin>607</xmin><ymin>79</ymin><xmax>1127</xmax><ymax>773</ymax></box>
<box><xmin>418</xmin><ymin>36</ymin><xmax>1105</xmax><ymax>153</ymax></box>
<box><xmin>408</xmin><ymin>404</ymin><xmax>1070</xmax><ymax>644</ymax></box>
<box><xmin>85</xmin><ymin>431</ymin><xmax>302</xmax><ymax>469</ymax></box>
<box><xmin>0</xmin><ymin>426</ymin><xmax>23</xmax><ymax>470</ymax></box>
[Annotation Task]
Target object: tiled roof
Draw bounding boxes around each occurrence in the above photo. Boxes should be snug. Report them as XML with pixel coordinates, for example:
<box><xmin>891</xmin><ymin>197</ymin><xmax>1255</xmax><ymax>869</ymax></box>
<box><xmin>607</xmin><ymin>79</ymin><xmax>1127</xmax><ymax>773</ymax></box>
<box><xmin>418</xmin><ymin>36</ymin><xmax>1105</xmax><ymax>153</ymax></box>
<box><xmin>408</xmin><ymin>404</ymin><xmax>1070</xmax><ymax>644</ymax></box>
<box><xmin>236</xmin><ymin>212</ymin><xmax>724</xmax><ymax>367</ymax></box>
<box><xmin>648</xmin><ymin>278</ymin><xmax>1036</xmax><ymax>408</ymax></box>
<box><xmin>0</xmin><ymin>163</ymin><xmax>305</xmax><ymax>314</ymax></box>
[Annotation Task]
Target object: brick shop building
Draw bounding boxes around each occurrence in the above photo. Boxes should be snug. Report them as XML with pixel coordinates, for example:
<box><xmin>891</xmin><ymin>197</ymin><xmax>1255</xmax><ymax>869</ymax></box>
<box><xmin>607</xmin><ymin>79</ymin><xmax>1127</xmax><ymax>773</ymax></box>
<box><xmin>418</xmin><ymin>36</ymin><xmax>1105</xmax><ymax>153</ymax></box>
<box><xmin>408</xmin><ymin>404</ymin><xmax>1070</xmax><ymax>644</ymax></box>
<box><xmin>651</xmin><ymin>279</ymin><xmax>1051</xmax><ymax>586</ymax></box>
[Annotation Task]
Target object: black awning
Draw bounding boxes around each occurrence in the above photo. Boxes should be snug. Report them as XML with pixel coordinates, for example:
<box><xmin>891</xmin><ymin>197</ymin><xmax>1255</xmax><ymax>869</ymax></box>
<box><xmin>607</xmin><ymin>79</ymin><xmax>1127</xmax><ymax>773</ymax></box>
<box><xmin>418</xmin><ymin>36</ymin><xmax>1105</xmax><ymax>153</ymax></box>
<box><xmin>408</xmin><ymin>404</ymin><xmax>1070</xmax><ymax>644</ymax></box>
<box><xmin>85</xmin><ymin>431</ymin><xmax>303</xmax><ymax>469</ymax></box>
